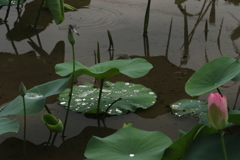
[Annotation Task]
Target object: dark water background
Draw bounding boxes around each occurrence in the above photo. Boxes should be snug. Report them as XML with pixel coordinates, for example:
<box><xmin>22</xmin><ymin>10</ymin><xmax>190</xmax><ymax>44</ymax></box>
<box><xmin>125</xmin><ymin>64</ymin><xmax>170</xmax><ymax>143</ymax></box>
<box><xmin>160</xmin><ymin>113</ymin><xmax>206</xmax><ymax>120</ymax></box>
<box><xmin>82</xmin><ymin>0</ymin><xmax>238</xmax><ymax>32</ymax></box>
<box><xmin>0</xmin><ymin>0</ymin><xmax>240</xmax><ymax>159</ymax></box>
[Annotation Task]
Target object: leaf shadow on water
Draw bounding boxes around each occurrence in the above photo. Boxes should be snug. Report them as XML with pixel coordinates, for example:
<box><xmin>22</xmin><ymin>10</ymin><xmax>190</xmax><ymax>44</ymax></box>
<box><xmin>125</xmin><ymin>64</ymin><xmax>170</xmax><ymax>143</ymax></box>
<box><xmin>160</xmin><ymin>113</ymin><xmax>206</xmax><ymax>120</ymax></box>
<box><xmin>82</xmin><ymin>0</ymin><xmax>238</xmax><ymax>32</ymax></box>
<box><xmin>107</xmin><ymin>56</ymin><xmax>196</xmax><ymax>118</ymax></box>
<box><xmin>0</xmin><ymin>41</ymin><xmax>65</xmax><ymax>105</ymax></box>
<box><xmin>0</xmin><ymin>126</ymin><xmax>116</xmax><ymax>160</ymax></box>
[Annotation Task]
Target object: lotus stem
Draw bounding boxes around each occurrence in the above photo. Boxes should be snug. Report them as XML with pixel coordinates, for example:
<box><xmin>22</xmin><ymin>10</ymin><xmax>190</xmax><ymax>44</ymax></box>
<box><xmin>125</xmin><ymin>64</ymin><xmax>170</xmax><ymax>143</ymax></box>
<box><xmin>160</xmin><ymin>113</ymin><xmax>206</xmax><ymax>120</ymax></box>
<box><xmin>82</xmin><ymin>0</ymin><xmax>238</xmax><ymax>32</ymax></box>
<box><xmin>97</xmin><ymin>79</ymin><xmax>104</xmax><ymax>117</ymax></box>
<box><xmin>45</xmin><ymin>104</ymin><xmax>52</xmax><ymax>114</ymax></box>
<box><xmin>51</xmin><ymin>132</ymin><xmax>58</xmax><ymax>146</ymax></box>
<box><xmin>220</xmin><ymin>131</ymin><xmax>228</xmax><ymax>160</ymax></box>
<box><xmin>45</xmin><ymin>131</ymin><xmax>52</xmax><ymax>148</ymax></box>
<box><xmin>19</xmin><ymin>82</ymin><xmax>27</xmax><ymax>159</ymax></box>
<box><xmin>143</xmin><ymin>0</ymin><xmax>151</xmax><ymax>35</ymax></box>
<box><xmin>22</xmin><ymin>96</ymin><xmax>27</xmax><ymax>160</ymax></box>
<box><xmin>62</xmin><ymin>44</ymin><xmax>75</xmax><ymax>137</ymax></box>
<box><xmin>104</xmin><ymin>98</ymin><xmax>122</xmax><ymax>117</ymax></box>
<box><xmin>34</xmin><ymin>0</ymin><xmax>45</xmax><ymax>29</ymax></box>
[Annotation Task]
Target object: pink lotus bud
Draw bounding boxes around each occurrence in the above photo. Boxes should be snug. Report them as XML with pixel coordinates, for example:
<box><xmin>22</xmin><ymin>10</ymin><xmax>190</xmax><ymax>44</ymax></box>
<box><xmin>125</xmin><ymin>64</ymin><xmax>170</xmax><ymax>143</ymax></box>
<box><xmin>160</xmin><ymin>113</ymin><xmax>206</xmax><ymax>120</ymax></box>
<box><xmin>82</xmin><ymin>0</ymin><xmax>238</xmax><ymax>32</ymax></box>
<box><xmin>207</xmin><ymin>93</ymin><xmax>228</xmax><ymax>130</ymax></box>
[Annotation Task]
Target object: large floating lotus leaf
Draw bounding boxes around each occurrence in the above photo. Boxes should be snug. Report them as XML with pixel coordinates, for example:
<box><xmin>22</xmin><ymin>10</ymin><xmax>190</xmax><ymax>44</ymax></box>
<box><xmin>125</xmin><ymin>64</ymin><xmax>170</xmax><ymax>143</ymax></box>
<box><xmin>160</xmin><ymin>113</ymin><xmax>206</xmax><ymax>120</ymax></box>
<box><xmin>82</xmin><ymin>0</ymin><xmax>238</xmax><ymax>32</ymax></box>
<box><xmin>182</xmin><ymin>132</ymin><xmax>240</xmax><ymax>160</ymax></box>
<box><xmin>55</xmin><ymin>58</ymin><xmax>153</xmax><ymax>79</ymax></box>
<box><xmin>170</xmin><ymin>99</ymin><xmax>207</xmax><ymax>117</ymax></box>
<box><xmin>0</xmin><ymin>0</ymin><xmax>24</xmax><ymax>6</ymax></box>
<box><xmin>0</xmin><ymin>77</ymin><xmax>70</xmax><ymax>117</ymax></box>
<box><xmin>45</xmin><ymin>0</ymin><xmax>64</xmax><ymax>24</ymax></box>
<box><xmin>58</xmin><ymin>81</ymin><xmax>156</xmax><ymax>115</ymax></box>
<box><xmin>84</xmin><ymin>127</ymin><xmax>172</xmax><ymax>160</ymax></box>
<box><xmin>0</xmin><ymin>118</ymin><xmax>19</xmax><ymax>135</ymax></box>
<box><xmin>185</xmin><ymin>56</ymin><xmax>240</xmax><ymax>96</ymax></box>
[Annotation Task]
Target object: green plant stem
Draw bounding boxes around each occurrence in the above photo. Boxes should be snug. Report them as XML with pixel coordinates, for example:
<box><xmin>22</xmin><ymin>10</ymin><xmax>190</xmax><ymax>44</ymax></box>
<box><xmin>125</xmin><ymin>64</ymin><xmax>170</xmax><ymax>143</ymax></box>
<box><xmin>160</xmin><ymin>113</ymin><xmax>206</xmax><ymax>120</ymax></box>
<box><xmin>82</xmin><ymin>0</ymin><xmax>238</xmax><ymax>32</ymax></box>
<box><xmin>45</xmin><ymin>104</ymin><xmax>52</xmax><ymax>114</ymax></box>
<box><xmin>22</xmin><ymin>96</ymin><xmax>27</xmax><ymax>160</ymax></box>
<box><xmin>45</xmin><ymin>131</ymin><xmax>52</xmax><ymax>149</ymax></box>
<box><xmin>104</xmin><ymin>98</ymin><xmax>122</xmax><ymax>117</ymax></box>
<box><xmin>34</xmin><ymin>0</ymin><xmax>45</xmax><ymax>29</ymax></box>
<box><xmin>97</xmin><ymin>79</ymin><xmax>104</xmax><ymax>117</ymax></box>
<box><xmin>62</xmin><ymin>44</ymin><xmax>75</xmax><ymax>137</ymax></box>
<box><xmin>51</xmin><ymin>132</ymin><xmax>58</xmax><ymax>146</ymax></box>
<box><xmin>220</xmin><ymin>131</ymin><xmax>228</xmax><ymax>160</ymax></box>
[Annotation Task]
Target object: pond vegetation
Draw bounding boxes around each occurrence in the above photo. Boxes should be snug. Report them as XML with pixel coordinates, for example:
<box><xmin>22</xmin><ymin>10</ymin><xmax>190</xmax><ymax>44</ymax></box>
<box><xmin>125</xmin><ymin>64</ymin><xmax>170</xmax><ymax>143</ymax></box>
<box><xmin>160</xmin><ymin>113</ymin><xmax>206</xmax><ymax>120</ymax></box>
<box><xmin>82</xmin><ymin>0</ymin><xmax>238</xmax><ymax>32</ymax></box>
<box><xmin>1</xmin><ymin>0</ymin><xmax>240</xmax><ymax>159</ymax></box>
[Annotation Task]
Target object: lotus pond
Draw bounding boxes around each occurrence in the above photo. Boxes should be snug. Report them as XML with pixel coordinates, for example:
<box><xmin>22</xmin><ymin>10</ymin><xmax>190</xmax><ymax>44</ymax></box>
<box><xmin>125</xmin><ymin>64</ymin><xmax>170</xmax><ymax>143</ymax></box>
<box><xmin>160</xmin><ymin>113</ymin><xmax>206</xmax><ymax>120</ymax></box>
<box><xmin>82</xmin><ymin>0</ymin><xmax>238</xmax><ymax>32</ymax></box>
<box><xmin>1</xmin><ymin>0</ymin><xmax>240</xmax><ymax>159</ymax></box>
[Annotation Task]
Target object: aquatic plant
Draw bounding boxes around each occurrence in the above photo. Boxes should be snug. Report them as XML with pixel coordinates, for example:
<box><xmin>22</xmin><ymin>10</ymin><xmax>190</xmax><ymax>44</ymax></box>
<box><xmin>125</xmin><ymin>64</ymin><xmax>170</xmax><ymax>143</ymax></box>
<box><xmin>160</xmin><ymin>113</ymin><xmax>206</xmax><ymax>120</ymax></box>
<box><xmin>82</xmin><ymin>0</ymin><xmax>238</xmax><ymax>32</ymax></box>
<box><xmin>207</xmin><ymin>93</ymin><xmax>228</xmax><ymax>160</ymax></box>
<box><xmin>58</xmin><ymin>81</ymin><xmax>156</xmax><ymax>115</ymax></box>
<box><xmin>34</xmin><ymin>0</ymin><xmax>65</xmax><ymax>28</ymax></box>
<box><xmin>0</xmin><ymin>77</ymin><xmax>70</xmax><ymax>117</ymax></box>
<box><xmin>0</xmin><ymin>118</ymin><xmax>18</xmax><ymax>135</ymax></box>
<box><xmin>19</xmin><ymin>82</ymin><xmax>27</xmax><ymax>159</ymax></box>
<box><xmin>168</xmin><ymin>56</ymin><xmax>240</xmax><ymax>159</ymax></box>
<box><xmin>55</xmin><ymin>58</ymin><xmax>154</xmax><ymax>116</ymax></box>
<box><xmin>42</xmin><ymin>113</ymin><xmax>63</xmax><ymax>146</ymax></box>
<box><xmin>185</xmin><ymin>56</ymin><xmax>240</xmax><ymax>96</ymax></box>
<box><xmin>171</xmin><ymin>56</ymin><xmax>240</xmax><ymax>117</ymax></box>
<box><xmin>85</xmin><ymin>125</ymin><xmax>172</xmax><ymax>160</ymax></box>
<box><xmin>61</xmin><ymin>25</ymin><xmax>78</xmax><ymax>137</ymax></box>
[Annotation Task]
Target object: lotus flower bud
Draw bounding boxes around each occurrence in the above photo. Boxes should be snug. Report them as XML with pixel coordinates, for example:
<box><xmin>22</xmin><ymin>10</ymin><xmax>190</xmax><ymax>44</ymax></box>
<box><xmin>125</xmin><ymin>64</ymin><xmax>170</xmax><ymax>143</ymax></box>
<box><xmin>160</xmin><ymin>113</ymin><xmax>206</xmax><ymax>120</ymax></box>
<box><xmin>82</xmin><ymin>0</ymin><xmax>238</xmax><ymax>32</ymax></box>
<box><xmin>42</xmin><ymin>113</ymin><xmax>63</xmax><ymax>133</ymax></box>
<box><xmin>68</xmin><ymin>27</ymin><xmax>75</xmax><ymax>45</ymax></box>
<box><xmin>19</xmin><ymin>82</ymin><xmax>26</xmax><ymax>97</ymax></box>
<box><xmin>207</xmin><ymin>93</ymin><xmax>228</xmax><ymax>130</ymax></box>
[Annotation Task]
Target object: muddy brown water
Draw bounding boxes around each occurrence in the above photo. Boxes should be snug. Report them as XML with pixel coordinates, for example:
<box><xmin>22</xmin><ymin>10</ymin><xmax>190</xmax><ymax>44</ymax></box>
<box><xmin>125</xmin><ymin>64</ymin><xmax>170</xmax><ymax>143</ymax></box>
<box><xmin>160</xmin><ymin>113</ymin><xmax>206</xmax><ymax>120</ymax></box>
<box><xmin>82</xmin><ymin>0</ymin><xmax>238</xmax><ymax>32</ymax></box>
<box><xmin>0</xmin><ymin>0</ymin><xmax>240</xmax><ymax>159</ymax></box>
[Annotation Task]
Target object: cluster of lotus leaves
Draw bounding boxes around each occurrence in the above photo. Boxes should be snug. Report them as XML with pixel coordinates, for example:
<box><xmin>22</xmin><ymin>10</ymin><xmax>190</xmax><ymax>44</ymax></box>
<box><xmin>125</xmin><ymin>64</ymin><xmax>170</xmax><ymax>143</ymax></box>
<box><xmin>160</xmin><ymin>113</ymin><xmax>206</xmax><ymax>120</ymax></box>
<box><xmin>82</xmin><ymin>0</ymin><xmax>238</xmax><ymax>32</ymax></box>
<box><xmin>56</xmin><ymin>58</ymin><xmax>155</xmax><ymax>115</ymax></box>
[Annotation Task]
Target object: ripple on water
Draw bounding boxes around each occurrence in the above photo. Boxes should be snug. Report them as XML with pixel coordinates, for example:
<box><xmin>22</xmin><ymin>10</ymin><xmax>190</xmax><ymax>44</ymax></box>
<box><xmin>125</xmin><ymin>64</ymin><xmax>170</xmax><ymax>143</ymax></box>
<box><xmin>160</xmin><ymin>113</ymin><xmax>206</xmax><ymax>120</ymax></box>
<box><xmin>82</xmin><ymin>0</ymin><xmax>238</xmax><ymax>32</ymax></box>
<box><xmin>58</xmin><ymin>5</ymin><xmax>130</xmax><ymax>32</ymax></box>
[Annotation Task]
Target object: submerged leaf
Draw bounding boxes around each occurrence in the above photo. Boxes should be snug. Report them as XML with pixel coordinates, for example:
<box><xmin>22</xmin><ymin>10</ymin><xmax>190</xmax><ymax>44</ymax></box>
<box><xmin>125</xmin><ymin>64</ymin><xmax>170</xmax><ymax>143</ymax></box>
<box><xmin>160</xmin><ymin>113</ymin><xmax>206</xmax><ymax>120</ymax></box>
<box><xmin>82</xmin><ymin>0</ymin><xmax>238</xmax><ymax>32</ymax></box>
<box><xmin>170</xmin><ymin>99</ymin><xmax>207</xmax><ymax>117</ymax></box>
<box><xmin>58</xmin><ymin>81</ymin><xmax>156</xmax><ymax>115</ymax></box>
<box><xmin>84</xmin><ymin>127</ymin><xmax>172</xmax><ymax>160</ymax></box>
<box><xmin>0</xmin><ymin>118</ymin><xmax>19</xmax><ymax>135</ymax></box>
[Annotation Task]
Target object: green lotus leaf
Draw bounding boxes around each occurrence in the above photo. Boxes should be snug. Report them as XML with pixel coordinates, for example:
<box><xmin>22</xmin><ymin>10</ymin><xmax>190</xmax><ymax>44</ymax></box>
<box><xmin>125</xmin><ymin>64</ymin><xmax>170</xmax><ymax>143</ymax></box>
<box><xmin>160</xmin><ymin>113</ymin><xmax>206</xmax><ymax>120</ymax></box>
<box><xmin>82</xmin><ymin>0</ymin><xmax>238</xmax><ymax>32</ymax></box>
<box><xmin>42</xmin><ymin>113</ymin><xmax>63</xmax><ymax>133</ymax></box>
<box><xmin>55</xmin><ymin>58</ymin><xmax>153</xmax><ymax>79</ymax></box>
<box><xmin>185</xmin><ymin>56</ymin><xmax>240</xmax><ymax>96</ymax></box>
<box><xmin>45</xmin><ymin>0</ymin><xmax>64</xmax><ymax>24</ymax></box>
<box><xmin>228</xmin><ymin>110</ymin><xmax>240</xmax><ymax>125</ymax></box>
<box><xmin>0</xmin><ymin>118</ymin><xmax>19</xmax><ymax>135</ymax></box>
<box><xmin>58</xmin><ymin>81</ymin><xmax>156</xmax><ymax>115</ymax></box>
<box><xmin>0</xmin><ymin>77</ymin><xmax>70</xmax><ymax>116</ymax></box>
<box><xmin>182</xmin><ymin>133</ymin><xmax>240</xmax><ymax>160</ymax></box>
<box><xmin>162</xmin><ymin>124</ymin><xmax>217</xmax><ymax>160</ymax></box>
<box><xmin>0</xmin><ymin>0</ymin><xmax>24</xmax><ymax>6</ymax></box>
<box><xmin>170</xmin><ymin>99</ymin><xmax>208</xmax><ymax>117</ymax></box>
<box><xmin>84</xmin><ymin>127</ymin><xmax>172</xmax><ymax>160</ymax></box>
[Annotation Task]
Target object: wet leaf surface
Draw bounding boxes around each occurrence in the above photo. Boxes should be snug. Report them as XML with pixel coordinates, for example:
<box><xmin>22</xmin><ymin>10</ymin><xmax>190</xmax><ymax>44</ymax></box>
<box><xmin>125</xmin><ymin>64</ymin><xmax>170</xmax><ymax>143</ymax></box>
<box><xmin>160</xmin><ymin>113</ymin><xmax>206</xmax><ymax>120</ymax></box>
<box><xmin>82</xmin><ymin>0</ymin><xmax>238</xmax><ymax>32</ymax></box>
<box><xmin>59</xmin><ymin>81</ymin><xmax>157</xmax><ymax>115</ymax></box>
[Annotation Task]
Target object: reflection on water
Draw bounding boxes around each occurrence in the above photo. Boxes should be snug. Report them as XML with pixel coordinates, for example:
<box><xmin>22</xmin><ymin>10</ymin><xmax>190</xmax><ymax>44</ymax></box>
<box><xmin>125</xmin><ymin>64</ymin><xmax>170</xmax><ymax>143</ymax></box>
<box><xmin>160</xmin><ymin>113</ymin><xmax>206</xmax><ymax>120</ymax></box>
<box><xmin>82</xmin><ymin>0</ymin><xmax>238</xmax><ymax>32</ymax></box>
<box><xmin>1</xmin><ymin>0</ymin><xmax>240</xmax><ymax>159</ymax></box>
<box><xmin>0</xmin><ymin>41</ymin><xmax>65</xmax><ymax>104</ymax></box>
